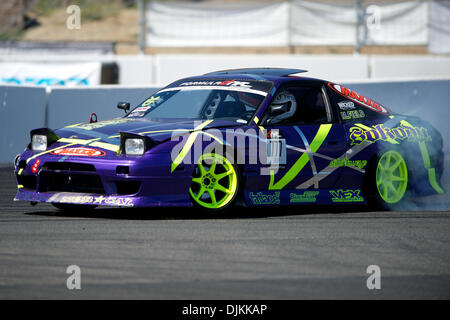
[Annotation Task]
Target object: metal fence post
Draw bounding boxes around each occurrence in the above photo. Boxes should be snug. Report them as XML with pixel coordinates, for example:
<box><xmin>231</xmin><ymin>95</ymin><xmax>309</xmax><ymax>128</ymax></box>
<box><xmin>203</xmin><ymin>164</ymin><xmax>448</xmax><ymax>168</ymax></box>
<box><xmin>138</xmin><ymin>0</ymin><xmax>146</xmax><ymax>55</ymax></box>
<box><xmin>288</xmin><ymin>0</ymin><xmax>293</xmax><ymax>54</ymax></box>
<box><xmin>354</xmin><ymin>0</ymin><xmax>362</xmax><ymax>54</ymax></box>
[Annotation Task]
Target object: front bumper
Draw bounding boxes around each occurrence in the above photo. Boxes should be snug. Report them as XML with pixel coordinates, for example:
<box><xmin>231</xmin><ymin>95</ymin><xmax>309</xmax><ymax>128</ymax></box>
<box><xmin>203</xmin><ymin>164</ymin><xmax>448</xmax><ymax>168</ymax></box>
<box><xmin>14</xmin><ymin>189</ymin><xmax>191</xmax><ymax>207</ymax></box>
<box><xmin>14</xmin><ymin>148</ymin><xmax>194</xmax><ymax>208</ymax></box>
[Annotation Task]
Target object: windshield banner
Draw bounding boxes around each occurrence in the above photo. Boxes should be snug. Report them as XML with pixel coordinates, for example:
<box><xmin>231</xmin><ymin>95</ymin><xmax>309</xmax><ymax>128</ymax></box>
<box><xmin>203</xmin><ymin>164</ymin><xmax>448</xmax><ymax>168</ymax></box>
<box><xmin>164</xmin><ymin>79</ymin><xmax>273</xmax><ymax>96</ymax></box>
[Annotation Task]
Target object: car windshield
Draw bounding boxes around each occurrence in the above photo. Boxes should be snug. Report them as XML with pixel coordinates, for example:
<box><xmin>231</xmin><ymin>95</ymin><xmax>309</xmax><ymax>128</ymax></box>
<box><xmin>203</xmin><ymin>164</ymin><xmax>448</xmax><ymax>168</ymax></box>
<box><xmin>127</xmin><ymin>79</ymin><xmax>273</xmax><ymax>123</ymax></box>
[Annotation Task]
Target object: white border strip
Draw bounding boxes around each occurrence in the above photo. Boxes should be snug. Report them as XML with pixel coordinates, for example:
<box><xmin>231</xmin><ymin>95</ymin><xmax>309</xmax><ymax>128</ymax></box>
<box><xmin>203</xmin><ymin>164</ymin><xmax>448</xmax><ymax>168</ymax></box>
<box><xmin>157</xmin><ymin>85</ymin><xmax>269</xmax><ymax>96</ymax></box>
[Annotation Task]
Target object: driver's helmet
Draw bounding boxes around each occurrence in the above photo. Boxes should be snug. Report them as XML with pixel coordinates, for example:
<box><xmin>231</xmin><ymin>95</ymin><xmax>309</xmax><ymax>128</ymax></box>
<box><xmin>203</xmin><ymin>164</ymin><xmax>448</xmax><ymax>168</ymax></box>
<box><xmin>269</xmin><ymin>91</ymin><xmax>297</xmax><ymax>124</ymax></box>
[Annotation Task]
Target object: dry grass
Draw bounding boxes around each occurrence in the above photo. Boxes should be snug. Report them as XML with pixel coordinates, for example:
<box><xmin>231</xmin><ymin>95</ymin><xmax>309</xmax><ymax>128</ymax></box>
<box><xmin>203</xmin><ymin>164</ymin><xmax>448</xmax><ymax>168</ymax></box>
<box><xmin>22</xmin><ymin>7</ymin><xmax>138</xmax><ymax>43</ymax></box>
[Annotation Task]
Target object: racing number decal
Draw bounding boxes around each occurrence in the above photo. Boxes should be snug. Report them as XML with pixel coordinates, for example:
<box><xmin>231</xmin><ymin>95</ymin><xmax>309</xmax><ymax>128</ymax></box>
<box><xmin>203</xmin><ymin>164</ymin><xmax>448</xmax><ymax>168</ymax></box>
<box><xmin>266</xmin><ymin>130</ymin><xmax>286</xmax><ymax>166</ymax></box>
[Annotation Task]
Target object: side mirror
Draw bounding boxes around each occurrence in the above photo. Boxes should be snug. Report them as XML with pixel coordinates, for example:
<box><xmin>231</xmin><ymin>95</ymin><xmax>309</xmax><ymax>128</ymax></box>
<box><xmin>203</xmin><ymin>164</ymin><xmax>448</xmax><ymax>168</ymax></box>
<box><xmin>270</xmin><ymin>104</ymin><xmax>287</xmax><ymax>116</ymax></box>
<box><xmin>117</xmin><ymin>102</ymin><xmax>130</xmax><ymax>113</ymax></box>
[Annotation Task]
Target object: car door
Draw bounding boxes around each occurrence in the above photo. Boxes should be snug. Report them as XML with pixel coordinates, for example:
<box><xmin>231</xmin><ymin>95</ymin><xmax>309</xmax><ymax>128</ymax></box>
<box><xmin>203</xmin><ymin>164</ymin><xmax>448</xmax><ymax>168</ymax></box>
<box><xmin>260</xmin><ymin>84</ymin><xmax>348</xmax><ymax>192</ymax></box>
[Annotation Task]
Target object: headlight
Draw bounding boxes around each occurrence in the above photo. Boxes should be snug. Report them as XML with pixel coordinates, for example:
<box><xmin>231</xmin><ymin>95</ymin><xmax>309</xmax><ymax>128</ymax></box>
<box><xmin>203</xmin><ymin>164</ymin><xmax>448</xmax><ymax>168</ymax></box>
<box><xmin>31</xmin><ymin>134</ymin><xmax>47</xmax><ymax>151</ymax></box>
<box><xmin>119</xmin><ymin>132</ymin><xmax>156</xmax><ymax>155</ymax></box>
<box><xmin>125</xmin><ymin>138</ymin><xmax>144</xmax><ymax>155</ymax></box>
<box><xmin>14</xmin><ymin>154</ymin><xmax>20</xmax><ymax>168</ymax></box>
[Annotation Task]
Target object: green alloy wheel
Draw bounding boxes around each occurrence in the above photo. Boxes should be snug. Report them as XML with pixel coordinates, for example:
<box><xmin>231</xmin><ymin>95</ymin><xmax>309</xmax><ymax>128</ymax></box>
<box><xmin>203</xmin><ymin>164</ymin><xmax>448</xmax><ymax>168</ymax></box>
<box><xmin>189</xmin><ymin>153</ymin><xmax>239</xmax><ymax>210</ymax></box>
<box><xmin>375</xmin><ymin>150</ymin><xmax>408</xmax><ymax>204</ymax></box>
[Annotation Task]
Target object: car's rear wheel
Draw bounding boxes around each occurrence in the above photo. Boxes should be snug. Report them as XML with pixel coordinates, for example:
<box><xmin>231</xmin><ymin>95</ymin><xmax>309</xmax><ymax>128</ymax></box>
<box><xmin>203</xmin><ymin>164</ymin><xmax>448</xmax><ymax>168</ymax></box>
<box><xmin>366</xmin><ymin>149</ymin><xmax>409</xmax><ymax>209</ymax></box>
<box><xmin>189</xmin><ymin>153</ymin><xmax>240</xmax><ymax>212</ymax></box>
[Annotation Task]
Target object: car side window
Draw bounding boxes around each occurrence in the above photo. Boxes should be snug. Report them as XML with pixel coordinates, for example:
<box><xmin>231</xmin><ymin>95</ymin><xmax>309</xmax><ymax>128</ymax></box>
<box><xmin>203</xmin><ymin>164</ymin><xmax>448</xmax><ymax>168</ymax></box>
<box><xmin>265</xmin><ymin>86</ymin><xmax>332</xmax><ymax>125</ymax></box>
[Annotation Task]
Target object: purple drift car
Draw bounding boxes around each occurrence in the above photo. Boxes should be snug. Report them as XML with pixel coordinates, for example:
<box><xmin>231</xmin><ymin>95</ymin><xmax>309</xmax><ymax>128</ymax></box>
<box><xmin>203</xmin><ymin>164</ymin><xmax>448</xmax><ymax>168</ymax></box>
<box><xmin>14</xmin><ymin>68</ymin><xmax>445</xmax><ymax>212</ymax></box>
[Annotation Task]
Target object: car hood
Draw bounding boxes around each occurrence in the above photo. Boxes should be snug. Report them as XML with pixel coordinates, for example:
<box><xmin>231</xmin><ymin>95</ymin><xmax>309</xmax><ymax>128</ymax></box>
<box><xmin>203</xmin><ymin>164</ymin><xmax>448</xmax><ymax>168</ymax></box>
<box><xmin>55</xmin><ymin>118</ymin><xmax>242</xmax><ymax>145</ymax></box>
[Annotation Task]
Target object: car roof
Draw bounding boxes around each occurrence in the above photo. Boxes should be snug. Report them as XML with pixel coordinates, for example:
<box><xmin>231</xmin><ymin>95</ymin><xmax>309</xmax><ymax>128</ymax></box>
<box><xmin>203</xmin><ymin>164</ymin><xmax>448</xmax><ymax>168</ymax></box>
<box><xmin>204</xmin><ymin>68</ymin><xmax>307</xmax><ymax>77</ymax></box>
<box><xmin>164</xmin><ymin>69</ymin><xmax>335</xmax><ymax>94</ymax></box>
<box><xmin>175</xmin><ymin>68</ymin><xmax>327</xmax><ymax>84</ymax></box>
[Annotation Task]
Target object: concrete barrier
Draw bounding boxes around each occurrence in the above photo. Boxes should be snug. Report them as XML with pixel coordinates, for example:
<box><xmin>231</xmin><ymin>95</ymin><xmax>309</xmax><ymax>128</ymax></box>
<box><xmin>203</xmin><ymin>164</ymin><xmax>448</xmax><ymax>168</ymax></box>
<box><xmin>1</xmin><ymin>79</ymin><xmax>449</xmax><ymax>164</ymax></box>
<box><xmin>47</xmin><ymin>86</ymin><xmax>159</xmax><ymax>129</ymax></box>
<box><xmin>0</xmin><ymin>85</ymin><xmax>46</xmax><ymax>163</ymax></box>
<box><xmin>2</xmin><ymin>54</ymin><xmax>450</xmax><ymax>85</ymax></box>
<box><xmin>345</xmin><ymin>79</ymin><xmax>450</xmax><ymax>152</ymax></box>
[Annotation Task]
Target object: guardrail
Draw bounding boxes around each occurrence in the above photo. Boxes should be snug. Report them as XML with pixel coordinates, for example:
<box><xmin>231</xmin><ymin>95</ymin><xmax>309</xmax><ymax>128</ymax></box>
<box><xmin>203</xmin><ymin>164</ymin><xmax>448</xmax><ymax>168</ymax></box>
<box><xmin>47</xmin><ymin>86</ymin><xmax>159</xmax><ymax>129</ymax></box>
<box><xmin>0</xmin><ymin>85</ymin><xmax>47</xmax><ymax>164</ymax></box>
<box><xmin>345</xmin><ymin>79</ymin><xmax>450</xmax><ymax>154</ymax></box>
<box><xmin>0</xmin><ymin>85</ymin><xmax>159</xmax><ymax>163</ymax></box>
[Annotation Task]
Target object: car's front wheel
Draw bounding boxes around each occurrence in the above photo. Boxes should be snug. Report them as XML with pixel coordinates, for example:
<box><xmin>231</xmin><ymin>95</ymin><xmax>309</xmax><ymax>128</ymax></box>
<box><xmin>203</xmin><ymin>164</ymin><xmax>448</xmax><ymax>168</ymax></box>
<box><xmin>189</xmin><ymin>152</ymin><xmax>240</xmax><ymax>212</ymax></box>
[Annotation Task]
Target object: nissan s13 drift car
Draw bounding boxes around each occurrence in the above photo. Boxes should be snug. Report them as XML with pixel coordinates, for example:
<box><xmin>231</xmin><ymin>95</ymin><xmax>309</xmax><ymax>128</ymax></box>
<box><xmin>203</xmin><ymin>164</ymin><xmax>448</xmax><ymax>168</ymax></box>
<box><xmin>14</xmin><ymin>68</ymin><xmax>445</xmax><ymax>212</ymax></box>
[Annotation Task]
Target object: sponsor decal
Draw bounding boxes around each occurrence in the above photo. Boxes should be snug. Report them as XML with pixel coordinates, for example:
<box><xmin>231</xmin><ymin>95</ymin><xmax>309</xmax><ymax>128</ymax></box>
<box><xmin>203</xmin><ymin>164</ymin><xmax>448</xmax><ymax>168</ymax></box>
<box><xmin>58</xmin><ymin>195</ymin><xmax>134</xmax><ymax>207</ymax></box>
<box><xmin>341</xmin><ymin>110</ymin><xmax>365</xmax><ymax>120</ymax></box>
<box><xmin>349</xmin><ymin>124</ymin><xmax>431</xmax><ymax>145</ymax></box>
<box><xmin>330</xmin><ymin>158</ymin><xmax>367</xmax><ymax>169</ymax></box>
<box><xmin>51</xmin><ymin>147</ymin><xmax>106</xmax><ymax>157</ymax></box>
<box><xmin>132</xmin><ymin>107</ymin><xmax>150</xmax><ymax>112</ymax></box>
<box><xmin>329</xmin><ymin>82</ymin><xmax>388</xmax><ymax>114</ymax></box>
<box><xmin>141</xmin><ymin>96</ymin><xmax>161</xmax><ymax>107</ymax></box>
<box><xmin>337</xmin><ymin>101</ymin><xmax>355</xmax><ymax>110</ymax></box>
<box><xmin>249</xmin><ymin>191</ymin><xmax>280</xmax><ymax>205</ymax></box>
<box><xmin>2</xmin><ymin>77</ymin><xmax>89</xmax><ymax>86</ymax></box>
<box><xmin>31</xmin><ymin>158</ymin><xmax>41</xmax><ymax>173</ymax></box>
<box><xmin>267</xmin><ymin>129</ymin><xmax>282</xmax><ymax>139</ymax></box>
<box><xmin>160</xmin><ymin>84</ymin><xmax>268</xmax><ymax>96</ymax></box>
<box><xmin>180</xmin><ymin>80</ymin><xmax>251</xmax><ymax>88</ymax></box>
<box><xmin>289</xmin><ymin>191</ymin><xmax>319</xmax><ymax>203</ymax></box>
<box><xmin>129</xmin><ymin>106</ymin><xmax>151</xmax><ymax>117</ymax></box>
<box><xmin>330</xmin><ymin>189</ymin><xmax>364</xmax><ymax>203</ymax></box>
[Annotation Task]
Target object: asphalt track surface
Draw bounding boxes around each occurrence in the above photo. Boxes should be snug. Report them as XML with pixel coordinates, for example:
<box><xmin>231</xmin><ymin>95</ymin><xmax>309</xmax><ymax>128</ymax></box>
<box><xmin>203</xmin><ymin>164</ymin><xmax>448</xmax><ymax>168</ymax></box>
<box><xmin>0</xmin><ymin>166</ymin><xmax>449</xmax><ymax>299</ymax></box>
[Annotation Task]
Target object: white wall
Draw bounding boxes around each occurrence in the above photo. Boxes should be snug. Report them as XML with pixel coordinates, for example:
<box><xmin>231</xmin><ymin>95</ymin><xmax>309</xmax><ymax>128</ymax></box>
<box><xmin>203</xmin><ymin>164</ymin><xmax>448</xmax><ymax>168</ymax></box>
<box><xmin>116</xmin><ymin>56</ymin><xmax>154</xmax><ymax>85</ymax></box>
<box><xmin>154</xmin><ymin>54</ymin><xmax>369</xmax><ymax>84</ymax></box>
<box><xmin>370</xmin><ymin>56</ymin><xmax>450</xmax><ymax>80</ymax></box>
<box><xmin>0</xmin><ymin>54</ymin><xmax>155</xmax><ymax>85</ymax></box>
<box><xmin>1</xmin><ymin>54</ymin><xmax>450</xmax><ymax>86</ymax></box>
